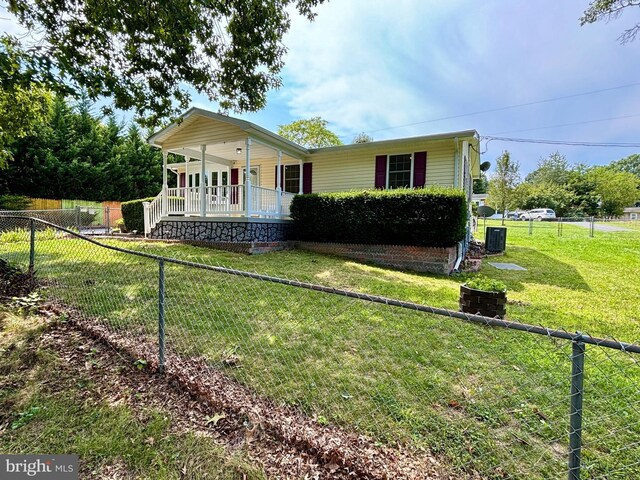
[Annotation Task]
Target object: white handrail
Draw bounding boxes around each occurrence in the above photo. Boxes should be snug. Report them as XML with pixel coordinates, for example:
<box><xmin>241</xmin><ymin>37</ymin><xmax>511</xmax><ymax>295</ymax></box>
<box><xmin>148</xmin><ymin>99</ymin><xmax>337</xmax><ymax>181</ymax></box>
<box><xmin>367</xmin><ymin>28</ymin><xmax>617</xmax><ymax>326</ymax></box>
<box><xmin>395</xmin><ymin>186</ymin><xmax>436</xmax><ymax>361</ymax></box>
<box><xmin>205</xmin><ymin>185</ymin><xmax>244</xmax><ymax>214</ymax></box>
<box><xmin>251</xmin><ymin>185</ymin><xmax>278</xmax><ymax>214</ymax></box>
<box><xmin>144</xmin><ymin>191</ymin><xmax>163</xmax><ymax>235</ymax></box>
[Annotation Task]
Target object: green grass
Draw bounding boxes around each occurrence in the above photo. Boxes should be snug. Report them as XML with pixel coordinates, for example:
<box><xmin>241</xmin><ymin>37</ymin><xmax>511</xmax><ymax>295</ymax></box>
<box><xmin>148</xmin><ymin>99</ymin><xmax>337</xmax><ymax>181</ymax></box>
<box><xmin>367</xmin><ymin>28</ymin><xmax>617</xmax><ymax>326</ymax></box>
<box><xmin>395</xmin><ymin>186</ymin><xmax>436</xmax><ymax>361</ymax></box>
<box><xmin>0</xmin><ymin>308</ymin><xmax>265</xmax><ymax>480</ymax></box>
<box><xmin>1</xmin><ymin>225</ymin><xmax>639</xmax><ymax>479</ymax></box>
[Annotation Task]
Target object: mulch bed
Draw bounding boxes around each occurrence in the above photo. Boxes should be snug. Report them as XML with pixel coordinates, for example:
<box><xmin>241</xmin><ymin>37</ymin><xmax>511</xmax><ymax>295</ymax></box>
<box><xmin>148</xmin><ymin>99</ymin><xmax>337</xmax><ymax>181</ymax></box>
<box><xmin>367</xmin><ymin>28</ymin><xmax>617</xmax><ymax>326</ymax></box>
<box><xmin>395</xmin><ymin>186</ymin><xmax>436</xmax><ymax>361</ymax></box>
<box><xmin>38</xmin><ymin>302</ymin><xmax>467</xmax><ymax>480</ymax></box>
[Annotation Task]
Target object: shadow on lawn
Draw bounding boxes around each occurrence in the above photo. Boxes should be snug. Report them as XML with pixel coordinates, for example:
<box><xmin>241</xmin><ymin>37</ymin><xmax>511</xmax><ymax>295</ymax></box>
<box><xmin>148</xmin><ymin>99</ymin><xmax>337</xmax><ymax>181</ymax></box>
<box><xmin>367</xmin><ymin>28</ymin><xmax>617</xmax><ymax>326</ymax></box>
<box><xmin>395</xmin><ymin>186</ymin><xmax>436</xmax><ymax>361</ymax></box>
<box><xmin>484</xmin><ymin>246</ymin><xmax>590</xmax><ymax>292</ymax></box>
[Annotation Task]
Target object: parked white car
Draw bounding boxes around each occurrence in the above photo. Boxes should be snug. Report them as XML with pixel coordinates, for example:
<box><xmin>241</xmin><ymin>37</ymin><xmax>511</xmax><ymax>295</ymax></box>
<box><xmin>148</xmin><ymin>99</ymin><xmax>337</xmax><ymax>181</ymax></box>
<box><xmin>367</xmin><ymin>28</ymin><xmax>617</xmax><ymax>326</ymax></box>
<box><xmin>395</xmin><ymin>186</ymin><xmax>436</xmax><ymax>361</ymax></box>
<box><xmin>519</xmin><ymin>208</ymin><xmax>556</xmax><ymax>221</ymax></box>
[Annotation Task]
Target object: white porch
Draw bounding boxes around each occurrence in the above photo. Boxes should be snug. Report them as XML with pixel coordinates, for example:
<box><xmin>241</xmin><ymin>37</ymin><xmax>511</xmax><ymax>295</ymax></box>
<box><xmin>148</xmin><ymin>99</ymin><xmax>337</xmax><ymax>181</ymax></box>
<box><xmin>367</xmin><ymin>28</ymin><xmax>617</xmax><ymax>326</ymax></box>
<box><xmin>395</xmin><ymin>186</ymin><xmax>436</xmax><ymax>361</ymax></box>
<box><xmin>144</xmin><ymin>109</ymin><xmax>311</xmax><ymax>236</ymax></box>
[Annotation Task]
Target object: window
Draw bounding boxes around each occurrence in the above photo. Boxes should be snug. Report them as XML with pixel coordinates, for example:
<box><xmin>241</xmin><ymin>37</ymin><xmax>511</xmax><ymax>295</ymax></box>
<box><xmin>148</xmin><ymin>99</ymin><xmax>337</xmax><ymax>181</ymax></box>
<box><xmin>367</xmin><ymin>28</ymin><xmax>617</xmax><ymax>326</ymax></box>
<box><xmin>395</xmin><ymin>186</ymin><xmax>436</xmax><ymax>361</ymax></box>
<box><xmin>284</xmin><ymin>164</ymin><xmax>300</xmax><ymax>193</ymax></box>
<box><xmin>387</xmin><ymin>154</ymin><xmax>412</xmax><ymax>189</ymax></box>
<box><xmin>632</xmin><ymin>213</ymin><xmax>638</xmax><ymax>220</ymax></box>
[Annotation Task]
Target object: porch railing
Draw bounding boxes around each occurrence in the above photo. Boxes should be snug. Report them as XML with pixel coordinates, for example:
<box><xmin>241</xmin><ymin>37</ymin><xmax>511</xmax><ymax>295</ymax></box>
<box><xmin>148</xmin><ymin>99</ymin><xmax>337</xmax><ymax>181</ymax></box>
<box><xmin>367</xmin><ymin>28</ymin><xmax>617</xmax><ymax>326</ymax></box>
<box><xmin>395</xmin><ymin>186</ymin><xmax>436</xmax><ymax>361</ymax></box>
<box><xmin>280</xmin><ymin>191</ymin><xmax>295</xmax><ymax>216</ymax></box>
<box><xmin>144</xmin><ymin>191</ymin><xmax>163</xmax><ymax>235</ymax></box>
<box><xmin>145</xmin><ymin>185</ymin><xmax>293</xmax><ymax>234</ymax></box>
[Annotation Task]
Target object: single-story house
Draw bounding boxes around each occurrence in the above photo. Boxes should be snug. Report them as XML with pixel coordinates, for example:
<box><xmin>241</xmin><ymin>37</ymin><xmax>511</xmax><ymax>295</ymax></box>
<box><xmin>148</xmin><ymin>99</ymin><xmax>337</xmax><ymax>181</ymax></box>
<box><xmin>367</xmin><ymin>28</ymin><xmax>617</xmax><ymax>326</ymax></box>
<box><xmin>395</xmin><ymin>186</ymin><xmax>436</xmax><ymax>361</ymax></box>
<box><xmin>621</xmin><ymin>206</ymin><xmax>640</xmax><ymax>221</ymax></box>
<box><xmin>145</xmin><ymin>107</ymin><xmax>481</xmax><ymax>245</ymax></box>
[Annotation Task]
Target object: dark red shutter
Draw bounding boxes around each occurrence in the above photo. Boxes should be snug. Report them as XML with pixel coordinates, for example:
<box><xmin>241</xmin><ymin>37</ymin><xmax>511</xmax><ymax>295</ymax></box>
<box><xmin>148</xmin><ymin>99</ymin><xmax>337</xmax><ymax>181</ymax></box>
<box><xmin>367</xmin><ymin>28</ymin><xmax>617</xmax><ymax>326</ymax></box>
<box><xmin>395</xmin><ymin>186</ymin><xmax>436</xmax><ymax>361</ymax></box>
<box><xmin>413</xmin><ymin>151</ymin><xmax>427</xmax><ymax>188</ymax></box>
<box><xmin>303</xmin><ymin>162</ymin><xmax>313</xmax><ymax>194</ymax></box>
<box><xmin>230</xmin><ymin>168</ymin><xmax>239</xmax><ymax>204</ymax></box>
<box><xmin>375</xmin><ymin>155</ymin><xmax>387</xmax><ymax>189</ymax></box>
<box><xmin>179</xmin><ymin>173</ymin><xmax>186</xmax><ymax>188</ymax></box>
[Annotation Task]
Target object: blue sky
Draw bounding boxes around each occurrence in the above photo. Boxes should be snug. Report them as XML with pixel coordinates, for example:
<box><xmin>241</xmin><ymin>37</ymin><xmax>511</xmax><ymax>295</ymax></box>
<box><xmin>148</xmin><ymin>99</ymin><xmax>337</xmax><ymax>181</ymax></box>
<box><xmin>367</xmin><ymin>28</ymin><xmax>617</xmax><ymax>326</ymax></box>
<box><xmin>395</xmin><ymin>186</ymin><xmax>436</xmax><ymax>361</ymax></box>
<box><xmin>218</xmin><ymin>0</ymin><xmax>640</xmax><ymax>176</ymax></box>
<box><xmin>3</xmin><ymin>0</ymin><xmax>640</xmax><ymax>175</ymax></box>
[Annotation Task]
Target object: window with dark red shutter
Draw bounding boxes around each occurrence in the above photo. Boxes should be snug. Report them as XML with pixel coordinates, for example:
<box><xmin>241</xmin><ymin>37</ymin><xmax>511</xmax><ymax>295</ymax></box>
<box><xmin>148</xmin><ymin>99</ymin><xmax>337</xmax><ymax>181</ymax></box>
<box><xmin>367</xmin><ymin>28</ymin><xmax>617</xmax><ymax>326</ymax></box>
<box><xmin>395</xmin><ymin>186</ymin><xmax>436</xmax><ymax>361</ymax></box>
<box><xmin>303</xmin><ymin>163</ymin><xmax>313</xmax><ymax>194</ymax></box>
<box><xmin>413</xmin><ymin>151</ymin><xmax>427</xmax><ymax>188</ymax></box>
<box><xmin>374</xmin><ymin>155</ymin><xmax>387</xmax><ymax>189</ymax></box>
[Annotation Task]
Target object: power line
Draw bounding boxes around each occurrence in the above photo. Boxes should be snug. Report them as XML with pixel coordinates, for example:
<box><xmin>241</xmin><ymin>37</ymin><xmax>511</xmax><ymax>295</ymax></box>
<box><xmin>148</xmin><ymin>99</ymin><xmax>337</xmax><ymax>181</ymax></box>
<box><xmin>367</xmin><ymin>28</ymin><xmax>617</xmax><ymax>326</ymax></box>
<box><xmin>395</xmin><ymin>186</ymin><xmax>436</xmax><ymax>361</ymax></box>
<box><xmin>481</xmin><ymin>136</ymin><xmax>640</xmax><ymax>148</ymax></box>
<box><xmin>487</xmin><ymin>112</ymin><xmax>640</xmax><ymax>135</ymax></box>
<box><xmin>360</xmin><ymin>82</ymin><xmax>640</xmax><ymax>136</ymax></box>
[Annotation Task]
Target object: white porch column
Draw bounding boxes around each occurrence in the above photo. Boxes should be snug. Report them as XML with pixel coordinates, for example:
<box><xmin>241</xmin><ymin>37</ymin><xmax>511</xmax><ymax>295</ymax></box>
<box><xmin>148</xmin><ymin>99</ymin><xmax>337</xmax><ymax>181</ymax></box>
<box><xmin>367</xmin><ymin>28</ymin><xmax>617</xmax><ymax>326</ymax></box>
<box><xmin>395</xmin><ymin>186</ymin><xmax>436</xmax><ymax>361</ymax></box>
<box><xmin>245</xmin><ymin>138</ymin><xmax>252</xmax><ymax>217</ymax></box>
<box><xmin>276</xmin><ymin>150</ymin><xmax>282</xmax><ymax>216</ymax></box>
<box><xmin>184</xmin><ymin>156</ymin><xmax>189</xmax><ymax>212</ymax></box>
<box><xmin>200</xmin><ymin>145</ymin><xmax>206</xmax><ymax>217</ymax></box>
<box><xmin>298</xmin><ymin>158</ymin><xmax>303</xmax><ymax>194</ymax></box>
<box><xmin>161</xmin><ymin>151</ymin><xmax>168</xmax><ymax>216</ymax></box>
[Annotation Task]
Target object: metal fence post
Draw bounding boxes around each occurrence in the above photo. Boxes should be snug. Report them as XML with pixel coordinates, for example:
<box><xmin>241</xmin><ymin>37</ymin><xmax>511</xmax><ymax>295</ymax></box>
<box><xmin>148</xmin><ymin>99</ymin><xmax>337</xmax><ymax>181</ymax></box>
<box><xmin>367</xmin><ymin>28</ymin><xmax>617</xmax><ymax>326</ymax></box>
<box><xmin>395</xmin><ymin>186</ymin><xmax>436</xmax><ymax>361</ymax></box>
<box><xmin>75</xmin><ymin>205</ymin><xmax>81</xmax><ymax>231</ymax></box>
<box><xmin>158</xmin><ymin>259</ymin><xmax>166</xmax><ymax>373</ymax></box>
<box><xmin>568</xmin><ymin>334</ymin><xmax>585</xmax><ymax>480</ymax></box>
<box><xmin>558</xmin><ymin>217</ymin><xmax>563</xmax><ymax>237</ymax></box>
<box><xmin>105</xmin><ymin>206</ymin><xmax>110</xmax><ymax>231</ymax></box>
<box><xmin>589</xmin><ymin>217</ymin><xmax>594</xmax><ymax>238</ymax></box>
<box><xmin>29</xmin><ymin>219</ymin><xmax>35</xmax><ymax>273</ymax></box>
<box><xmin>529</xmin><ymin>217</ymin><xmax>533</xmax><ymax>235</ymax></box>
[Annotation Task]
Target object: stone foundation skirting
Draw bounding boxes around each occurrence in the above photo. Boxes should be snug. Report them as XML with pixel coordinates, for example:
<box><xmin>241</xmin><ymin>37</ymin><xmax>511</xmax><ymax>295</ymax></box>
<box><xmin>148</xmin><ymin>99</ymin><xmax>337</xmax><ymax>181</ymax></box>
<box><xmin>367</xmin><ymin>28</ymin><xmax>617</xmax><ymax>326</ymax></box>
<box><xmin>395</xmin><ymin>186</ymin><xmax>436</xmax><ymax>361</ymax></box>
<box><xmin>150</xmin><ymin>219</ymin><xmax>292</xmax><ymax>243</ymax></box>
<box><xmin>296</xmin><ymin>242</ymin><xmax>458</xmax><ymax>274</ymax></box>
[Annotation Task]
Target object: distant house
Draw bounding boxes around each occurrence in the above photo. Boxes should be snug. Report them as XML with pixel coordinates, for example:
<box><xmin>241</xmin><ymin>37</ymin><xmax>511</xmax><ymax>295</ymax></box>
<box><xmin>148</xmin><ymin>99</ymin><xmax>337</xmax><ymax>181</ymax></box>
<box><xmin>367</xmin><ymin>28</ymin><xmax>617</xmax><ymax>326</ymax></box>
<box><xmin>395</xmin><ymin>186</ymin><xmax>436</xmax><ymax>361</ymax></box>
<box><xmin>144</xmin><ymin>107</ymin><xmax>481</xmax><ymax>243</ymax></box>
<box><xmin>621</xmin><ymin>206</ymin><xmax>640</xmax><ymax>221</ymax></box>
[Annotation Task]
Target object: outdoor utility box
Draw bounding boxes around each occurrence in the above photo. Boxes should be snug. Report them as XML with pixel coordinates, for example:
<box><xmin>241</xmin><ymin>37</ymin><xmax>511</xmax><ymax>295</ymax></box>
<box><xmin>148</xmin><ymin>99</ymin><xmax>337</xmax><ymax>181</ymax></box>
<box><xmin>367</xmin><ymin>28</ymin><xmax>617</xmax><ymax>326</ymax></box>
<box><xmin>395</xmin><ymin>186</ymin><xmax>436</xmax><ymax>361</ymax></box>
<box><xmin>485</xmin><ymin>227</ymin><xmax>507</xmax><ymax>253</ymax></box>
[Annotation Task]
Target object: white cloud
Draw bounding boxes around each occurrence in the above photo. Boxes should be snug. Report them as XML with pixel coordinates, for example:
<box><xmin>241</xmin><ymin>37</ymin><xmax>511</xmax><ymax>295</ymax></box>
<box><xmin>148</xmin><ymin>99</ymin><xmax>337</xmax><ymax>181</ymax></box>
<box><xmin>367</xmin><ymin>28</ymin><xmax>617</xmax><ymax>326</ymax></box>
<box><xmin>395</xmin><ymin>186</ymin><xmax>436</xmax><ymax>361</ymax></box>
<box><xmin>278</xmin><ymin>0</ymin><xmax>640</xmax><ymax>171</ymax></box>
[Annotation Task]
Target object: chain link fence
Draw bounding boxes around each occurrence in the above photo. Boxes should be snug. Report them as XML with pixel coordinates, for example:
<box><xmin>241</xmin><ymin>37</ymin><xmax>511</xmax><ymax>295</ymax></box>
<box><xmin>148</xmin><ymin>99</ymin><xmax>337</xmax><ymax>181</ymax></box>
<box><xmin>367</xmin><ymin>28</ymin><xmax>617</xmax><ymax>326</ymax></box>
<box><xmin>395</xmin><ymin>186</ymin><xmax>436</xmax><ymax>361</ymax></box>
<box><xmin>475</xmin><ymin>216</ymin><xmax>640</xmax><ymax>238</ymax></box>
<box><xmin>0</xmin><ymin>206</ymin><xmax>122</xmax><ymax>233</ymax></box>
<box><xmin>1</xmin><ymin>216</ymin><xmax>639</xmax><ymax>479</ymax></box>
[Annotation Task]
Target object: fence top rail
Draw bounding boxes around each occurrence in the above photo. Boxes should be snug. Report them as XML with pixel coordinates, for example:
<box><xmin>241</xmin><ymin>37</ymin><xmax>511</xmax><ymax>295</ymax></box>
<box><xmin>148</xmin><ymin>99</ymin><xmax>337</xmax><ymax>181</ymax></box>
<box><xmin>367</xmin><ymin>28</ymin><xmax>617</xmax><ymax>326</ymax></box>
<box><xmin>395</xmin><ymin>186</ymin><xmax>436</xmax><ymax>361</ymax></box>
<box><xmin>5</xmin><ymin>215</ymin><xmax>640</xmax><ymax>355</ymax></box>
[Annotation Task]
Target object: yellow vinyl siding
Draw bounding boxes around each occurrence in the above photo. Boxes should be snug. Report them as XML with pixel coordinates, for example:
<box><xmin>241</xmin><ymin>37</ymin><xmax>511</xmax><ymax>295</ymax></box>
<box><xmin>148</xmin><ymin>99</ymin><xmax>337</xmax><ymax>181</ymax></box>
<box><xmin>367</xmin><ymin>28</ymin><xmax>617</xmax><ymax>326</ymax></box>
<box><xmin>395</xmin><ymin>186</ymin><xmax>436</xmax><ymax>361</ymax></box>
<box><xmin>161</xmin><ymin>116</ymin><xmax>246</xmax><ymax>150</ymax></box>
<box><xmin>308</xmin><ymin>138</ymin><xmax>458</xmax><ymax>192</ymax></box>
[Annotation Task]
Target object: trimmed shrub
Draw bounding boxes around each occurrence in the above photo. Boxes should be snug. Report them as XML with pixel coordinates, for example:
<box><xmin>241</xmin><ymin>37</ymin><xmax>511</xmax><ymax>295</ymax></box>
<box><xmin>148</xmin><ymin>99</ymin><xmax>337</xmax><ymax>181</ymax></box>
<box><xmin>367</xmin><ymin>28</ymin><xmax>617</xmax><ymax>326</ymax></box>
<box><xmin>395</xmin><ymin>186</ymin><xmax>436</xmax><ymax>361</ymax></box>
<box><xmin>121</xmin><ymin>197</ymin><xmax>155</xmax><ymax>233</ymax></box>
<box><xmin>0</xmin><ymin>195</ymin><xmax>31</xmax><ymax>211</ymax></box>
<box><xmin>290</xmin><ymin>188</ymin><xmax>468</xmax><ymax>247</ymax></box>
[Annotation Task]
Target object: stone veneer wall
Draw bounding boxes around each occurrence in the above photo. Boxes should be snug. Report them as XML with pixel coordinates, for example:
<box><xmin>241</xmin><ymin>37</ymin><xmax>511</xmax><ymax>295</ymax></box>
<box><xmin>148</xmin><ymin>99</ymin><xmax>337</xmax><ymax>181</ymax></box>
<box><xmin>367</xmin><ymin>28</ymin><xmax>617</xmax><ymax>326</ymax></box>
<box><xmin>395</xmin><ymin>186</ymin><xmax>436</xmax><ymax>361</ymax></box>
<box><xmin>296</xmin><ymin>242</ymin><xmax>458</xmax><ymax>274</ymax></box>
<box><xmin>150</xmin><ymin>220</ymin><xmax>292</xmax><ymax>243</ymax></box>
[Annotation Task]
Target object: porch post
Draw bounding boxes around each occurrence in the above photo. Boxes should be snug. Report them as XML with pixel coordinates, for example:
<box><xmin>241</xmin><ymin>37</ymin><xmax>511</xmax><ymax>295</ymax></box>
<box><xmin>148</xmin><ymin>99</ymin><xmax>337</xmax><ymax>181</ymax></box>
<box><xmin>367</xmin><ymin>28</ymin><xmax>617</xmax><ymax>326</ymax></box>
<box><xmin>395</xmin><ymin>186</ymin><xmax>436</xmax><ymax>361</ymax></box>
<box><xmin>276</xmin><ymin>150</ymin><xmax>282</xmax><ymax>216</ymax></box>
<box><xmin>184</xmin><ymin>156</ymin><xmax>189</xmax><ymax>213</ymax></box>
<box><xmin>245</xmin><ymin>137</ymin><xmax>252</xmax><ymax>217</ymax></box>
<box><xmin>298</xmin><ymin>158</ymin><xmax>303</xmax><ymax>194</ymax></box>
<box><xmin>162</xmin><ymin>151</ymin><xmax>168</xmax><ymax>216</ymax></box>
<box><xmin>200</xmin><ymin>145</ymin><xmax>207</xmax><ymax>217</ymax></box>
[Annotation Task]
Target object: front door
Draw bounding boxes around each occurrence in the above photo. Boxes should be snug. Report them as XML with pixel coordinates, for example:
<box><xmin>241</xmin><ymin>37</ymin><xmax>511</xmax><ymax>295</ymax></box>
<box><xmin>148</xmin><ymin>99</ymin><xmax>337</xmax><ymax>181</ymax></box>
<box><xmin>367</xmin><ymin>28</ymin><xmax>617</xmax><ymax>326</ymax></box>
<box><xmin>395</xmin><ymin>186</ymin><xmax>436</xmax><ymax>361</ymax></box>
<box><xmin>242</xmin><ymin>166</ymin><xmax>260</xmax><ymax>187</ymax></box>
<box><xmin>243</xmin><ymin>167</ymin><xmax>261</xmax><ymax>212</ymax></box>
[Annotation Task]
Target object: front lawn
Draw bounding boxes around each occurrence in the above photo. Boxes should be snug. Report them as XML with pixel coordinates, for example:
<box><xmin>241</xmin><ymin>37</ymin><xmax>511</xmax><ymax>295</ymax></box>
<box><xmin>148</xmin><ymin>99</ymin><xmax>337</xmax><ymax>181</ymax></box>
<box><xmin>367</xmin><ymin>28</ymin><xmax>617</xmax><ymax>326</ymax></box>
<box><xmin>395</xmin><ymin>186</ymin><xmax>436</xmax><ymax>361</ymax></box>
<box><xmin>1</xmin><ymin>224</ymin><xmax>639</xmax><ymax>479</ymax></box>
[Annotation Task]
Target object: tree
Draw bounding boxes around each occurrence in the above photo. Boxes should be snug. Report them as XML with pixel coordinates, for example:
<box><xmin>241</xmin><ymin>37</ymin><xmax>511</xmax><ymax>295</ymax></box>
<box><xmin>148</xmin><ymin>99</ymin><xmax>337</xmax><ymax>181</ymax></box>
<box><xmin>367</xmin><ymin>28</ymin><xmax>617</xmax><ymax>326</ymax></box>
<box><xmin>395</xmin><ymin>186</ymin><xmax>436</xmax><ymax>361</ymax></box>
<box><xmin>487</xmin><ymin>151</ymin><xmax>520</xmax><ymax>224</ymax></box>
<box><xmin>473</xmin><ymin>174</ymin><xmax>488</xmax><ymax>194</ymax></box>
<box><xmin>0</xmin><ymin>94</ymin><xmax>163</xmax><ymax>201</ymax></box>
<box><xmin>352</xmin><ymin>132</ymin><xmax>374</xmax><ymax>144</ymax></box>
<box><xmin>524</xmin><ymin>152</ymin><xmax>571</xmax><ymax>185</ymax></box>
<box><xmin>587</xmin><ymin>167</ymin><xmax>640</xmax><ymax>217</ymax></box>
<box><xmin>277</xmin><ymin>117</ymin><xmax>343</xmax><ymax>148</ymax></box>
<box><xmin>5</xmin><ymin>0</ymin><xmax>326</xmax><ymax>126</ymax></box>
<box><xmin>513</xmin><ymin>182</ymin><xmax>574</xmax><ymax>217</ymax></box>
<box><xmin>0</xmin><ymin>37</ymin><xmax>53</xmax><ymax>168</ymax></box>
<box><xmin>609</xmin><ymin>153</ymin><xmax>640</xmax><ymax>178</ymax></box>
<box><xmin>580</xmin><ymin>0</ymin><xmax>640</xmax><ymax>44</ymax></box>
<box><xmin>566</xmin><ymin>171</ymin><xmax>600</xmax><ymax>216</ymax></box>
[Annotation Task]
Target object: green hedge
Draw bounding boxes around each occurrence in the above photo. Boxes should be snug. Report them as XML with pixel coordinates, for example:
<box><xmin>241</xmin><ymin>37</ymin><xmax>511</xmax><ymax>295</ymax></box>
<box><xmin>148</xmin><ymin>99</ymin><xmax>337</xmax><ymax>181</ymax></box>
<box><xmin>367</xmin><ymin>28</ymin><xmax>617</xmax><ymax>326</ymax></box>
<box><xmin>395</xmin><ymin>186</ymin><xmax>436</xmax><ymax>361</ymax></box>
<box><xmin>290</xmin><ymin>188</ymin><xmax>468</xmax><ymax>247</ymax></box>
<box><xmin>121</xmin><ymin>197</ymin><xmax>155</xmax><ymax>233</ymax></box>
<box><xmin>0</xmin><ymin>195</ymin><xmax>31</xmax><ymax>211</ymax></box>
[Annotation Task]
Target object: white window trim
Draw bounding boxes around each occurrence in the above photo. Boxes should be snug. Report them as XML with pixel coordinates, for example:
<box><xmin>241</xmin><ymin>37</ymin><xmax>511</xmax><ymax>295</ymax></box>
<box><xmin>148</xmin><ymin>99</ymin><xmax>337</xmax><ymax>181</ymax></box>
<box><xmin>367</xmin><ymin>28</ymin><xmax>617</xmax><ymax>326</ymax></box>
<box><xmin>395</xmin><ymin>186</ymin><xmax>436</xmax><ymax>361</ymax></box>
<box><xmin>631</xmin><ymin>213</ymin><xmax>638</xmax><ymax>220</ymax></box>
<box><xmin>282</xmin><ymin>163</ymin><xmax>301</xmax><ymax>193</ymax></box>
<box><xmin>386</xmin><ymin>153</ymin><xmax>414</xmax><ymax>190</ymax></box>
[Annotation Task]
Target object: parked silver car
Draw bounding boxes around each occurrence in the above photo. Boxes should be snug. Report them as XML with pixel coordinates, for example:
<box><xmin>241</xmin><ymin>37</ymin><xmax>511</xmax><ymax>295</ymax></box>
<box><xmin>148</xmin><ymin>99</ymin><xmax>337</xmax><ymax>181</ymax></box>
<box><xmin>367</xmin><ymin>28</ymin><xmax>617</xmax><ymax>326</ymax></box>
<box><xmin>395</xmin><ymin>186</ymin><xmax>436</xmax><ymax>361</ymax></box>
<box><xmin>519</xmin><ymin>208</ymin><xmax>556</xmax><ymax>221</ymax></box>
